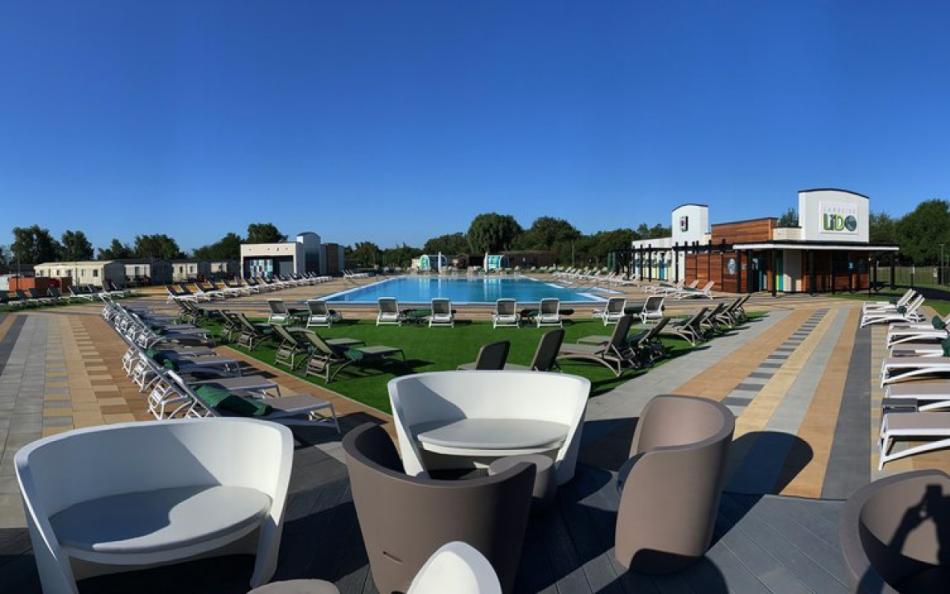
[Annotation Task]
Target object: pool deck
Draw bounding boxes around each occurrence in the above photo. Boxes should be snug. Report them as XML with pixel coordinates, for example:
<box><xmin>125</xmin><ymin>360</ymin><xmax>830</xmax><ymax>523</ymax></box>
<box><xmin>1</xmin><ymin>283</ymin><xmax>948</xmax><ymax>592</ymax></box>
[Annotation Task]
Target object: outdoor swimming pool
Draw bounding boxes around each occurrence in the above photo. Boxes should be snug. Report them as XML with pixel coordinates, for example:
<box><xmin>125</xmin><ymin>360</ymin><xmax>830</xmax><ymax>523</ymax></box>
<box><xmin>323</xmin><ymin>276</ymin><xmax>604</xmax><ymax>304</ymax></box>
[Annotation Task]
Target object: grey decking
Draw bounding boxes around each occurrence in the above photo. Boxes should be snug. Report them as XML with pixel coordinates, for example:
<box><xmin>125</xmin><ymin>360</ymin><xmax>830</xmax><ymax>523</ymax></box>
<box><xmin>0</xmin><ymin>437</ymin><xmax>851</xmax><ymax>594</ymax></box>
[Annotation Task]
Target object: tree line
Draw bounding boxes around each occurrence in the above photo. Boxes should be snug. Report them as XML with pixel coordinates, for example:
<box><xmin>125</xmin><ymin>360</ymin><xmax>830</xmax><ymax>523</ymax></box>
<box><xmin>346</xmin><ymin>213</ymin><xmax>671</xmax><ymax>269</ymax></box>
<box><xmin>0</xmin><ymin>222</ymin><xmax>287</xmax><ymax>272</ymax></box>
<box><xmin>8</xmin><ymin>200</ymin><xmax>944</xmax><ymax>275</ymax></box>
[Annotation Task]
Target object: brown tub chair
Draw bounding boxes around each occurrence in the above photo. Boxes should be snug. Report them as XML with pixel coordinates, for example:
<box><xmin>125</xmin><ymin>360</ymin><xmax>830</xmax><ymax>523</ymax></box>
<box><xmin>615</xmin><ymin>394</ymin><xmax>735</xmax><ymax>573</ymax></box>
<box><xmin>839</xmin><ymin>469</ymin><xmax>949</xmax><ymax>593</ymax></box>
<box><xmin>342</xmin><ymin>423</ymin><xmax>535</xmax><ymax>594</ymax></box>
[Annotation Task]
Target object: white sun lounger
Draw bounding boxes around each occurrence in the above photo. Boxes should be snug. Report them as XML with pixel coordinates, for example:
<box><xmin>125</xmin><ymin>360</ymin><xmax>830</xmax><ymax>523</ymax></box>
<box><xmin>592</xmin><ymin>297</ymin><xmax>626</xmax><ymax>326</ymax></box>
<box><xmin>676</xmin><ymin>281</ymin><xmax>714</xmax><ymax>299</ymax></box>
<box><xmin>537</xmin><ymin>298</ymin><xmax>562</xmax><ymax>328</ymax></box>
<box><xmin>880</xmin><ymin>356</ymin><xmax>950</xmax><ymax>387</ymax></box>
<box><xmin>377</xmin><ymin>297</ymin><xmax>404</xmax><ymax>326</ymax></box>
<box><xmin>428</xmin><ymin>298</ymin><xmax>454</xmax><ymax>327</ymax></box>
<box><xmin>886</xmin><ymin>326</ymin><xmax>948</xmax><ymax>349</ymax></box>
<box><xmin>860</xmin><ymin>295</ymin><xmax>925</xmax><ymax>328</ymax></box>
<box><xmin>862</xmin><ymin>289</ymin><xmax>915</xmax><ymax>313</ymax></box>
<box><xmin>492</xmin><ymin>299</ymin><xmax>520</xmax><ymax>328</ymax></box>
<box><xmin>878</xmin><ymin>411</ymin><xmax>950</xmax><ymax>469</ymax></box>
<box><xmin>884</xmin><ymin>381</ymin><xmax>950</xmax><ymax>411</ymax></box>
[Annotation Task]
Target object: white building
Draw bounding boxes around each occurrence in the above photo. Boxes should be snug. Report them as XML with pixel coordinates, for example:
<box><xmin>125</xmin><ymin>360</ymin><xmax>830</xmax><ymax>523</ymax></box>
<box><xmin>629</xmin><ymin>189</ymin><xmax>897</xmax><ymax>293</ymax></box>
<box><xmin>240</xmin><ymin>232</ymin><xmax>323</xmax><ymax>278</ymax></box>
<box><xmin>34</xmin><ymin>261</ymin><xmax>127</xmax><ymax>289</ymax></box>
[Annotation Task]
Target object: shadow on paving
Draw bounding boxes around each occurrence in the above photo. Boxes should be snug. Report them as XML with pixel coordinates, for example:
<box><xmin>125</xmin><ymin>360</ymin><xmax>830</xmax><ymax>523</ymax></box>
<box><xmin>0</xmin><ymin>416</ymin><xmax>842</xmax><ymax>593</ymax></box>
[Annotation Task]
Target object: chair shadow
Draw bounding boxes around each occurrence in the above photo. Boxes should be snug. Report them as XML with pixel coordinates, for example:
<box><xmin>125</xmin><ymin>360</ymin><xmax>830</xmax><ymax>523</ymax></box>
<box><xmin>722</xmin><ymin>431</ymin><xmax>814</xmax><ymax>497</ymax></box>
<box><xmin>519</xmin><ymin>462</ymin><xmax>732</xmax><ymax>593</ymax></box>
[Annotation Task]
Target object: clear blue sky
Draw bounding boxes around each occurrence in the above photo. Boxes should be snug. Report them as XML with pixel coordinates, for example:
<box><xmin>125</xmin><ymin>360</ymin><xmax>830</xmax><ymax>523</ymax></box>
<box><xmin>2</xmin><ymin>0</ymin><xmax>948</xmax><ymax>252</ymax></box>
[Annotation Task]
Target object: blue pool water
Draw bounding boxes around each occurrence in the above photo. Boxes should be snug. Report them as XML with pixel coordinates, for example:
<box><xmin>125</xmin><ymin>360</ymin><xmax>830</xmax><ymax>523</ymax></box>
<box><xmin>324</xmin><ymin>276</ymin><xmax>604</xmax><ymax>304</ymax></box>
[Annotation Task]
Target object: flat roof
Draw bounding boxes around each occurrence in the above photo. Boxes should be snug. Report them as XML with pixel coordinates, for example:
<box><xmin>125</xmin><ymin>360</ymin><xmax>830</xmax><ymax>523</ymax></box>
<box><xmin>733</xmin><ymin>241</ymin><xmax>898</xmax><ymax>252</ymax></box>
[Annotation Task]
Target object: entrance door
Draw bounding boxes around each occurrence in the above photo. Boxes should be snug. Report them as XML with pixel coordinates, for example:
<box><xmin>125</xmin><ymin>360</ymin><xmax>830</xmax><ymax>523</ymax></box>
<box><xmin>775</xmin><ymin>251</ymin><xmax>784</xmax><ymax>292</ymax></box>
<box><xmin>750</xmin><ymin>256</ymin><xmax>761</xmax><ymax>292</ymax></box>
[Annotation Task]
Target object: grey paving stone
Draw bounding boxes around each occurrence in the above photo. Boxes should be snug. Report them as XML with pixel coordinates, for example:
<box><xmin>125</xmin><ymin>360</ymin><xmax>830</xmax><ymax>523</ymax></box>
<box><xmin>42</xmin><ymin>416</ymin><xmax>72</xmax><ymax>427</ymax></box>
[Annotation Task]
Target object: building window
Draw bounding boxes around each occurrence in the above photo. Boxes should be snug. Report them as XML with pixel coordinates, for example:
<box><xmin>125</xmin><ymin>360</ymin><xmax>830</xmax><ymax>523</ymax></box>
<box><xmin>93</xmin><ymin>270</ymin><xmax>99</xmax><ymax>278</ymax></box>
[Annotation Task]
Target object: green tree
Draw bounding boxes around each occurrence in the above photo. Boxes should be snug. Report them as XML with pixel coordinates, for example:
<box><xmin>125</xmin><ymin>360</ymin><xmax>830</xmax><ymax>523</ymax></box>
<box><xmin>869</xmin><ymin>211</ymin><xmax>898</xmax><ymax>245</ymax></box>
<box><xmin>894</xmin><ymin>199</ymin><xmax>950</xmax><ymax>264</ymax></box>
<box><xmin>466</xmin><ymin>213</ymin><xmax>523</xmax><ymax>253</ymax></box>
<box><xmin>380</xmin><ymin>243</ymin><xmax>421</xmax><ymax>268</ymax></box>
<box><xmin>348</xmin><ymin>241</ymin><xmax>381</xmax><ymax>268</ymax></box>
<box><xmin>513</xmin><ymin>217</ymin><xmax>581</xmax><ymax>249</ymax></box>
<box><xmin>423</xmin><ymin>233</ymin><xmax>469</xmax><ymax>255</ymax></box>
<box><xmin>134</xmin><ymin>234</ymin><xmax>185</xmax><ymax>260</ymax></box>
<box><xmin>245</xmin><ymin>223</ymin><xmax>286</xmax><ymax>244</ymax></box>
<box><xmin>777</xmin><ymin>208</ymin><xmax>799</xmax><ymax>227</ymax></box>
<box><xmin>98</xmin><ymin>238</ymin><xmax>134</xmax><ymax>260</ymax></box>
<box><xmin>634</xmin><ymin>223</ymin><xmax>671</xmax><ymax>240</ymax></box>
<box><xmin>60</xmin><ymin>230</ymin><xmax>94</xmax><ymax>261</ymax></box>
<box><xmin>0</xmin><ymin>245</ymin><xmax>8</xmax><ymax>273</ymax></box>
<box><xmin>11</xmin><ymin>225</ymin><xmax>61</xmax><ymax>265</ymax></box>
<box><xmin>192</xmin><ymin>232</ymin><xmax>242</xmax><ymax>261</ymax></box>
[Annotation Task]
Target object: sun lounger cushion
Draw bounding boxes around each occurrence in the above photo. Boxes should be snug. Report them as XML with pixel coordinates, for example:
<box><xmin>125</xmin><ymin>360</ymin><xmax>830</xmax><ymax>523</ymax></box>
<box><xmin>933</xmin><ymin>315</ymin><xmax>947</xmax><ymax>330</ymax></box>
<box><xmin>346</xmin><ymin>346</ymin><xmax>401</xmax><ymax>361</ymax></box>
<box><xmin>413</xmin><ymin>418</ymin><xmax>568</xmax><ymax>451</ymax></box>
<box><xmin>50</xmin><ymin>485</ymin><xmax>271</xmax><ymax>555</ymax></box>
<box><xmin>559</xmin><ymin>343</ymin><xmax>606</xmax><ymax>355</ymax></box>
<box><xmin>196</xmin><ymin>385</ymin><xmax>272</xmax><ymax>417</ymax></box>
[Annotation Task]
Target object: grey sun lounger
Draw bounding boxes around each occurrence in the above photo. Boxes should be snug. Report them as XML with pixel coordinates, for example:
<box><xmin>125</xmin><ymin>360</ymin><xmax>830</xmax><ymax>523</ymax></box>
<box><xmin>175</xmin><ymin>378</ymin><xmax>340</xmax><ymax>432</ymax></box>
<box><xmin>457</xmin><ymin>340</ymin><xmax>511</xmax><ymax>370</ymax></box>
<box><xmin>504</xmin><ymin>329</ymin><xmax>564</xmax><ymax>372</ymax></box>
<box><xmin>492</xmin><ymin>299</ymin><xmax>520</xmax><ymax>328</ymax></box>
<box><xmin>272</xmin><ymin>324</ymin><xmax>364</xmax><ymax>369</ymax></box>
<box><xmin>660</xmin><ymin>307</ymin><xmax>708</xmax><ymax>345</ymax></box>
<box><xmin>303</xmin><ymin>331</ymin><xmax>404</xmax><ymax>382</ymax></box>
<box><xmin>879</xmin><ymin>411</ymin><xmax>950</xmax><ymax>469</ymax></box>
<box><xmin>557</xmin><ymin>315</ymin><xmax>634</xmax><ymax>376</ymax></box>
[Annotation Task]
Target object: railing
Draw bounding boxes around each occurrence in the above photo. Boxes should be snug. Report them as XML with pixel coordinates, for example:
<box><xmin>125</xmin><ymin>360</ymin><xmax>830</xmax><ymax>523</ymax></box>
<box><xmin>875</xmin><ymin>265</ymin><xmax>950</xmax><ymax>289</ymax></box>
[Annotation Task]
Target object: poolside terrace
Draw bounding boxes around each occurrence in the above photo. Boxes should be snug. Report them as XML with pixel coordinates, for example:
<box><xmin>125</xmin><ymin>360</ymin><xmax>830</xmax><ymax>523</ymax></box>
<box><xmin>1</xmin><ymin>278</ymin><xmax>948</xmax><ymax>593</ymax></box>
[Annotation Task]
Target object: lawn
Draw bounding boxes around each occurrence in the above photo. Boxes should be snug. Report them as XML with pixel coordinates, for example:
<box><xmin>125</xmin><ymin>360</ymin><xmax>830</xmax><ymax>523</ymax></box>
<box><xmin>198</xmin><ymin>316</ymin><xmax>755</xmax><ymax>414</ymax></box>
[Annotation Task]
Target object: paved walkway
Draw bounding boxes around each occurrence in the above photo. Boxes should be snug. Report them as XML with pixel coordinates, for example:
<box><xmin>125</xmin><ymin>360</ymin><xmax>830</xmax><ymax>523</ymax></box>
<box><xmin>0</xmin><ymin>308</ymin><xmax>392</xmax><ymax>528</ymax></box>
<box><xmin>2</xmin><ymin>295</ymin><xmax>949</xmax><ymax>592</ymax></box>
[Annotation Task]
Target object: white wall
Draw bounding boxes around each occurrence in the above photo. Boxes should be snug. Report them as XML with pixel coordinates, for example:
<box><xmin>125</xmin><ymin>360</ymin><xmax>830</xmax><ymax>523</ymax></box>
<box><xmin>798</xmin><ymin>189</ymin><xmax>869</xmax><ymax>243</ymax></box>
<box><xmin>671</xmin><ymin>204</ymin><xmax>710</xmax><ymax>245</ymax></box>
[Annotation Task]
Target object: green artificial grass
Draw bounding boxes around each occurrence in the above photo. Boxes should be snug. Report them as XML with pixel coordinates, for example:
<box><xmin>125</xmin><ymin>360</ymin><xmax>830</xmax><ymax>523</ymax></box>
<box><xmin>199</xmin><ymin>315</ymin><xmax>759</xmax><ymax>414</ymax></box>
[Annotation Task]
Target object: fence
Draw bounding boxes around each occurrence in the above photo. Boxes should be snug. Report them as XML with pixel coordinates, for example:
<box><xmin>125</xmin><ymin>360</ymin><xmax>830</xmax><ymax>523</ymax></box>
<box><xmin>876</xmin><ymin>265</ymin><xmax>950</xmax><ymax>290</ymax></box>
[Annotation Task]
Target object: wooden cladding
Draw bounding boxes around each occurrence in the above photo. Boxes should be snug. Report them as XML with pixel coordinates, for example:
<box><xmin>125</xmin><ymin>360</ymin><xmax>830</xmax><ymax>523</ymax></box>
<box><xmin>685</xmin><ymin>248</ymin><xmax>871</xmax><ymax>294</ymax></box>
<box><xmin>711</xmin><ymin>218</ymin><xmax>776</xmax><ymax>244</ymax></box>
<box><xmin>685</xmin><ymin>251</ymin><xmax>740</xmax><ymax>293</ymax></box>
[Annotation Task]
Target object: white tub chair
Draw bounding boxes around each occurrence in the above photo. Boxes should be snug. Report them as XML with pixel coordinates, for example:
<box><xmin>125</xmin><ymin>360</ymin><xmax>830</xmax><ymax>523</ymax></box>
<box><xmin>15</xmin><ymin>418</ymin><xmax>293</xmax><ymax>594</ymax></box>
<box><xmin>408</xmin><ymin>541</ymin><xmax>502</xmax><ymax>594</ymax></box>
<box><xmin>389</xmin><ymin>371</ymin><xmax>590</xmax><ymax>485</ymax></box>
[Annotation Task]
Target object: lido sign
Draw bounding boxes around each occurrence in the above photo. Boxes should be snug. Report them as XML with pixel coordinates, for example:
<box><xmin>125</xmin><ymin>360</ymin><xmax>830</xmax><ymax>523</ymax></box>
<box><xmin>820</xmin><ymin>203</ymin><xmax>858</xmax><ymax>234</ymax></box>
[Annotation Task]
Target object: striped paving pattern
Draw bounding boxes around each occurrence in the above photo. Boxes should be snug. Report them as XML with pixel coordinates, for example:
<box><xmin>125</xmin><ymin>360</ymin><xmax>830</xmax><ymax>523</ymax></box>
<box><xmin>719</xmin><ymin>309</ymin><xmax>828</xmax><ymax>416</ymax></box>
<box><xmin>586</xmin><ymin>298</ymin><xmax>950</xmax><ymax>499</ymax></box>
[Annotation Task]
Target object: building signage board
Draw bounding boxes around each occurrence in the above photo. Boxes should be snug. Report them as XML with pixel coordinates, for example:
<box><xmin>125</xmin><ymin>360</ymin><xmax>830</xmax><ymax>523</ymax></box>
<box><xmin>820</xmin><ymin>202</ymin><xmax>859</xmax><ymax>234</ymax></box>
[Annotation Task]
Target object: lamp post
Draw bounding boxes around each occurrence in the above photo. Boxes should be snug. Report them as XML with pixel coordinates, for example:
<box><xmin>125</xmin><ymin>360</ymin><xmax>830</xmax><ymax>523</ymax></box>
<box><xmin>941</xmin><ymin>244</ymin><xmax>945</xmax><ymax>286</ymax></box>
